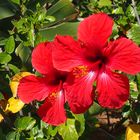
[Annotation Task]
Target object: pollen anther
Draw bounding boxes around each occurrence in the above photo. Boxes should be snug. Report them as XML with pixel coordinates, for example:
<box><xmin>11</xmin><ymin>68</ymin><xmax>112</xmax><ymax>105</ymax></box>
<box><xmin>73</xmin><ymin>65</ymin><xmax>88</xmax><ymax>78</ymax></box>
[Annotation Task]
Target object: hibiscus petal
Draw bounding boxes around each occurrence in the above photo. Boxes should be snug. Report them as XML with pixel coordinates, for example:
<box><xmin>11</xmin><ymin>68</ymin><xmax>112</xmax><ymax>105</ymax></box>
<box><xmin>78</xmin><ymin>13</ymin><xmax>113</xmax><ymax>48</ymax></box>
<box><xmin>37</xmin><ymin>90</ymin><xmax>66</xmax><ymax>126</ymax></box>
<box><xmin>32</xmin><ymin>42</ymin><xmax>54</xmax><ymax>75</ymax></box>
<box><xmin>18</xmin><ymin>75</ymin><xmax>54</xmax><ymax>103</ymax></box>
<box><xmin>52</xmin><ymin>35</ymin><xmax>86</xmax><ymax>72</ymax></box>
<box><xmin>65</xmin><ymin>70</ymin><xmax>96</xmax><ymax>114</ymax></box>
<box><xmin>97</xmin><ymin>70</ymin><xmax>129</xmax><ymax>109</ymax></box>
<box><xmin>105</xmin><ymin>37</ymin><xmax>140</xmax><ymax>74</ymax></box>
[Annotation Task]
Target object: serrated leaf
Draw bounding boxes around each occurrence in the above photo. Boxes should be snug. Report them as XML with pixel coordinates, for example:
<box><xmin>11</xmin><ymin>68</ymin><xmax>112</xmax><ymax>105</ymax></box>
<box><xmin>58</xmin><ymin>119</ymin><xmax>79</xmax><ymax>140</ymax></box>
<box><xmin>5</xmin><ymin>97</ymin><xmax>24</xmax><ymax>113</ymax></box>
<box><xmin>10</xmin><ymin>72</ymin><xmax>32</xmax><ymax>97</ymax></box>
<box><xmin>127</xmin><ymin>24</ymin><xmax>140</xmax><ymax>45</ymax></box>
<box><xmin>126</xmin><ymin>124</ymin><xmax>140</xmax><ymax>140</ymax></box>
<box><xmin>14</xmin><ymin>116</ymin><xmax>36</xmax><ymax>131</ymax></box>
<box><xmin>5</xmin><ymin>36</ymin><xmax>15</xmax><ymax>54</ymax></box>
<box><xmin>0</xmin><ymin>52</ymin><xmax>11</xmax><ymax>64</ymax></box>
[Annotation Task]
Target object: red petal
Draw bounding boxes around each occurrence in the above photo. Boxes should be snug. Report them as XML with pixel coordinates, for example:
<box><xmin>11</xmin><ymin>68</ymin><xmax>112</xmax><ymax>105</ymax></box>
<box><xmin>97</xmin><ymin>69</ymin><xmax>129</xmax><ymax>108</ymax></box>
<box><xmin>18</xmin><ymin>75</ymin><xmax>54</xmax><ymax>103</ymax></box>
<box><xmin>65</xmin><ymin>70</ymin><xmax>96</xmax><ymax>113</ymax></box>
<box><xmin>37</xmin><ymin>90</ymin><xmax>66</xmax><ymax>126</ymax></box>
<box><xmin>105</xmin><ymin>38</ymin><xmax>140</xmax><ymax>74</ymax></box>
<box><xmin>52</xmin><ymin>35</ymin><xmax>86</xmax><ymax>72</ymax></box>
<box><xmin>32</xmin><ymin>42</ymin><xmax>54</xmax><ymax>75</ymax></box>
<box><xmin>78</xmin><ymin>13</ymin><xmax>113</xmax><ymax>48</ymax></box>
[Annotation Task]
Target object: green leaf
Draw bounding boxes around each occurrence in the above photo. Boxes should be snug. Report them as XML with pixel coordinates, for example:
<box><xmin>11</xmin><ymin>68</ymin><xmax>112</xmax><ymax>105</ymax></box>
<box><xmin>15</xmin><ymin>43</ymin><xmax>31</xmax><ymax>63</ymax></box>
<box><xmin>43</xmin><ymin>126</ymin><xmax>58</xmax><ymax>137</ymax></box>
<box><xmin>0</xmin><ymin>1</ymin><xmax>15</xmax><ymax>20</ymax></box>
<box><xmin>58</xmin><ymin>119</ymin><xmax>79</xmax><ymax>140</ymax></box>
<box><xmin>98</xmin><ymin>0</ymin><xmax>112</xmax><ymax>7</ymax></box>
<box><xmin>0</xmin><ymin>52</ymin><xmax>12</xmax><ymax>64</ymax></box>
<box><xmin>8</xmin><ymin>64</ymin><xmax>20</xmax><ymax>74</ymax></box>
<box><xmin>14</xmin><ymin>116</ymin><xmax>36</xmax><ymax>131</ymax></box>
<box><xmin>47</xmin><ymin>0</ymin><xmax>77</xmax><ymax>21</ymax></box>
<box><xmin>5</xmin><ymin>36</ymin><xmax>15</xmax><ymax>54</ymax></box>
<box><xmin>0</xmin><ymin>92</ymin><xmax>4</xmax><ymax>100</ymax></box>
<box><xmin>39</xmin><ymin>22</ymin><xmax>79</xmax><ymax>41</ymax></box>
<box><xmin>127</xmin><ymin>24</ymin><xmax>140</xmax><ymax>45</ymax></box>
<box><xmin>6</xmin><ymin>131</ymin><xmax>16</xmax><ymax>140</ymax></box>
<box><xmin>10</xmin><ymin>0</ymin><xmax>20</xmax><ymax>5</ymax></box>
<box><xmin>88</xmin><ymin>102</ymin><xmax>104</xmax><ymax>115</ymax></box>
<box><xmin>74</xmin><ymin>114</ymin><xmax>85</xmax><ymax>137</ymax></box>
<box><xmin>135</xmin><ymin>74</ymin><xmax>140</xmax><ymax>93</ymax></box>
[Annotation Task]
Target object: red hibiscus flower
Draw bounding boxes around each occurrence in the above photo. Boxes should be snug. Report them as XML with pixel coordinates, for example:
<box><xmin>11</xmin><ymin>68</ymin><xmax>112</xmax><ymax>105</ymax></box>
<box><xmin>17</xmin><ymin>42</ymin><xmax>73</xmax><ymax>126</ymax></box>
<box><xmin>52</xmin><ymin>13</ymin><xmax>140</xmax><ymax>110</ymax></box>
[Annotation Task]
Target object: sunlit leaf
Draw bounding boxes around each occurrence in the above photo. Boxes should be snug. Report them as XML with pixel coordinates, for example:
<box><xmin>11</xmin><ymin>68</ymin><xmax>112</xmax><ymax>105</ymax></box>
<box><xmin>73</xmin><ymin>114</ymin><xmax>85</xmax><ymax>136</ymax></box>
<box><xmin>8</xmin><ymin>64</ymin><xmax>20</xmax><ymax>74</ymax></box>
<box><xmin>6</xmin><ymin>131</ymin><xmax>16</xmax><ymax>140</ymax></box>
<box><xmin>0</xmin><ymin>52</ymin><xmax>12</xmax><ymax>64</ymax></box>
<box><xmin>127</xmin><ymin>24</ymin><xmax>140</xmax><ymax>45</ymax></box>
<box><xmin>14</xmin><ymin>116</ymin><xmax>36</xmax><ymax>131</ymax></box>
<box><xmin>6</xmin><ymin>97</ymin><xmax>24</xmax><ymax>113</ymax></box>
<box><xmin>98</xmin><ymin>0</ymin><xmax>112</xmax><ymax>7</ymax></box>
<box><xmin>43</xmin><ymin>125</ymin><xmax>58</xmax><ymax>137</ymax></box>
<box><xmin>5</xmin><ymin>36</ymin><xmax>15</xmax><ymax>54</ymax></box>
<box><xmin>126</xmin><ymin>124</ymin><xmax>140</xmax><ymax>140</ymax></box>
<box><xmin>11</xmin><ymin>0</ymin><xmax>20</xmax><ymax>5</ymax></box>
<box><xmin>58</xmin><ymin>119</ymin><xmax>79</xmax><ymax>140</ymax></box>
<box><xmin>10</xmin><ymin>72</ymin><xmax>32</xmax><ymax>97</ymax></box>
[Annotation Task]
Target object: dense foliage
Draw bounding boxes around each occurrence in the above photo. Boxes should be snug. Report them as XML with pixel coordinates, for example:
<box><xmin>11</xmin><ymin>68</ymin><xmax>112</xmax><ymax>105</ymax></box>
<box><xmin>0</xmin><ymin>0</ymin><xmax>140</xmax><ymax>140</ymax></box>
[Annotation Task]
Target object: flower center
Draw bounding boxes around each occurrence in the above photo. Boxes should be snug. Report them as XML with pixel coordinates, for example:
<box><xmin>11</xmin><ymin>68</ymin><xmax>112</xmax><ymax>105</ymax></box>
<box><xmin>73</xmin><ymin>65</ymin><xmax>88</xmax><ymax>78</ymax></box>
<box><xmin>47</xmin><ymin>91</ymin><xmax>58</xmax><ymax>103</ymax></box>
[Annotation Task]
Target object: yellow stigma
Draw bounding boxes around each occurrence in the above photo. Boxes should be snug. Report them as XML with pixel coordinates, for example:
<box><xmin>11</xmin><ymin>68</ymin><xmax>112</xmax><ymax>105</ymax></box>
<box><xmin>73</xmin><ymin>65</ymin><xmax>88</xmax><ymax>78</ymax></box>
<box><xmin>48</xmin><ymin>91</ymin><xmax>58</xmax><ymax>102</ymax></box>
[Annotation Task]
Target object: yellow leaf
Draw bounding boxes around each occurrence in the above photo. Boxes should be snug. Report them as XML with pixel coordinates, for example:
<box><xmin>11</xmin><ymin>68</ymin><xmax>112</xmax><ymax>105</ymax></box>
<box><xmin>0</xmin><ymin>114</ymin><xmax>4</xmax><ymax>122</ymax></box>
<box><xmin>126</xmin><ymin>124</ymin><xmax>140</xmax><ymax>140</ymax></box>
<box><xmin>6</xmin><ymin>97</ymin><xmax>24</xmax><ymax>113</ymax></box>
<box><xmin>10</xmin><ymin>72</ymin><xmax>32</xmax><ymax>97</ymax></box>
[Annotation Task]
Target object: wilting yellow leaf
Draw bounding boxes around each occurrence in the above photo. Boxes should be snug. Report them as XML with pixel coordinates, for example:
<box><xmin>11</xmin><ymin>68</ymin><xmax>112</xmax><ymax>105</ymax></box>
<box><xmin>5</xmin><ymin>97</ymin><xmax>24</xmax><ymax>113</ymax></box>
<box><xmin>0</xmin><ymin>114</ymin><xmax>4</xmax><ymax>122</ymax></box>
<box><xmin>126</xmin><ymin>124</ymin><xmax>140</xmax><ymax>140</ymax></box>
<box><xmin>10</xmin><ymin>72</ymin><xmax>32</xmax><ymax>97</ymax></box>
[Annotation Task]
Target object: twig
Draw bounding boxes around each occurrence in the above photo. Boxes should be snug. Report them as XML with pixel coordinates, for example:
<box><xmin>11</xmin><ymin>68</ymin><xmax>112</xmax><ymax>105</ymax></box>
<box><xmin>132</xmin><ymin>0</ymin><xmax>140</xmax><ymax>25</ymax></box>
<box><xmin>106</xmin><ymin>109</ymin><xmax>110</xmax><ymax>126</ymax></box>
